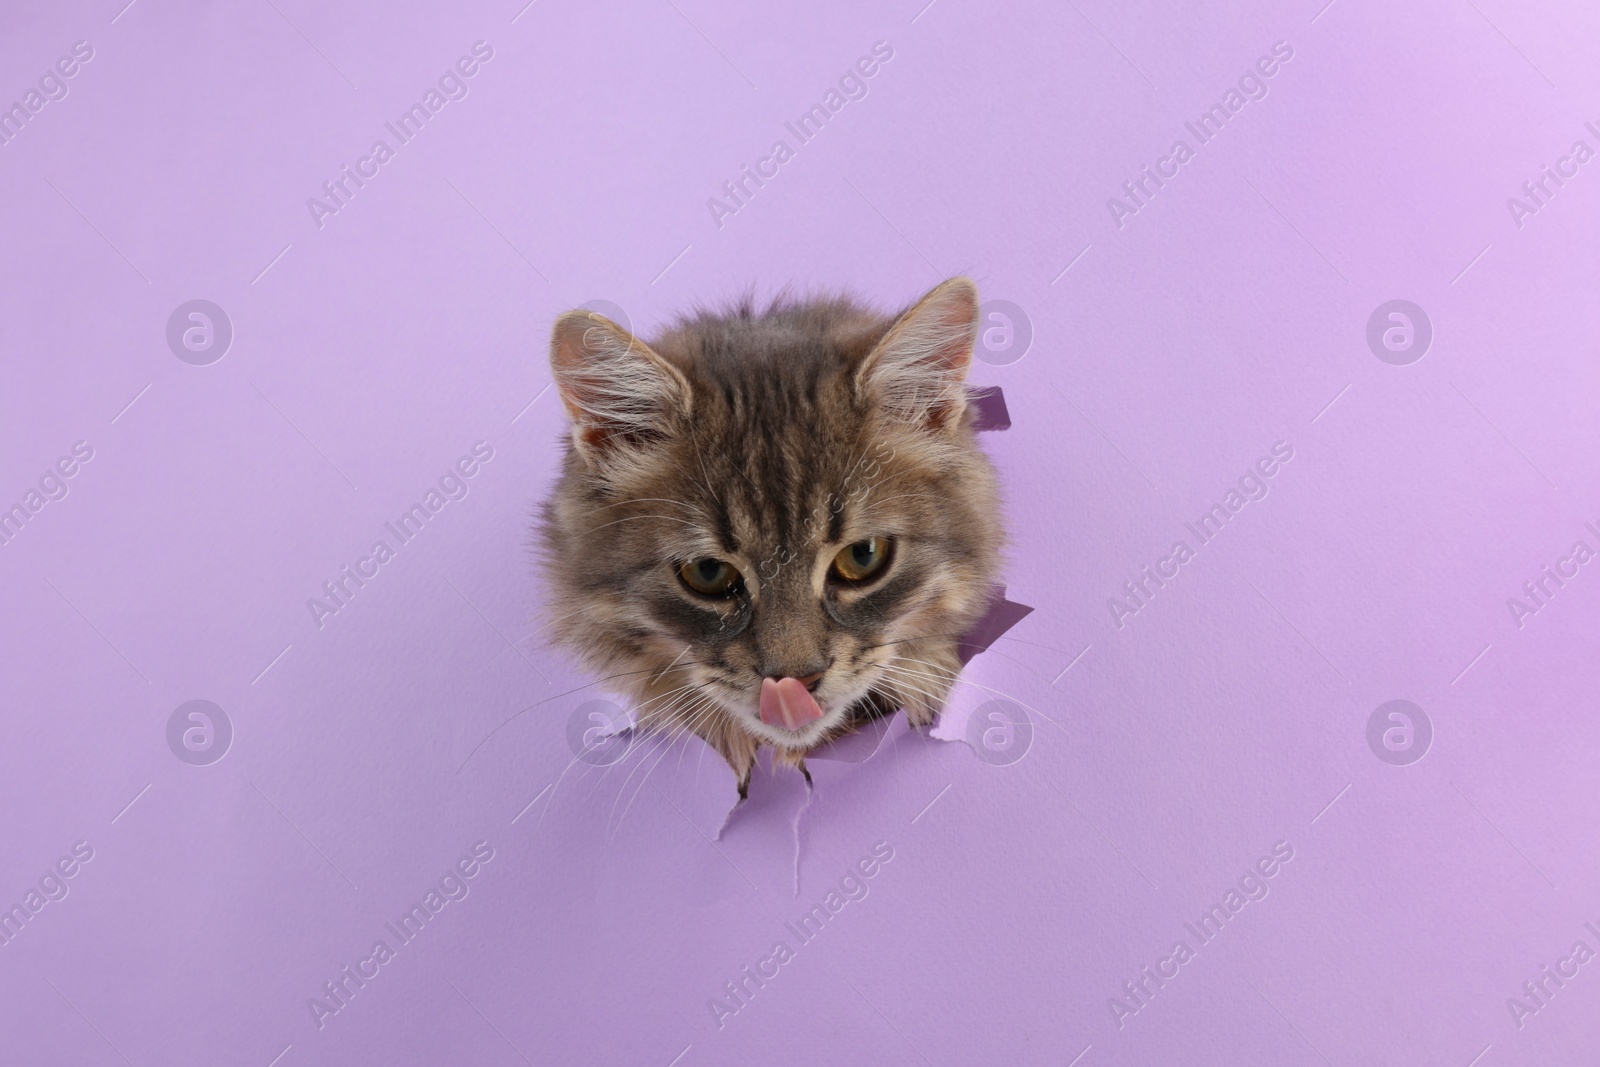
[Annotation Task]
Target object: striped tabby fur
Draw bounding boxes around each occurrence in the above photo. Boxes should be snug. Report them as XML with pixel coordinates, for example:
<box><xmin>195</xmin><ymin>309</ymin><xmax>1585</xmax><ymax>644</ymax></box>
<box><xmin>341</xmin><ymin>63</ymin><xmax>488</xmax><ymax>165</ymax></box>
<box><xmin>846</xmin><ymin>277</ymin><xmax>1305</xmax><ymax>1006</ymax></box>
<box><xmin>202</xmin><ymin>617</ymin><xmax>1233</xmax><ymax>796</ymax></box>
<box><xmin>538</xmin><ymin>278</ymin><xmax>1003</xmax><ymax>795</ymax></box>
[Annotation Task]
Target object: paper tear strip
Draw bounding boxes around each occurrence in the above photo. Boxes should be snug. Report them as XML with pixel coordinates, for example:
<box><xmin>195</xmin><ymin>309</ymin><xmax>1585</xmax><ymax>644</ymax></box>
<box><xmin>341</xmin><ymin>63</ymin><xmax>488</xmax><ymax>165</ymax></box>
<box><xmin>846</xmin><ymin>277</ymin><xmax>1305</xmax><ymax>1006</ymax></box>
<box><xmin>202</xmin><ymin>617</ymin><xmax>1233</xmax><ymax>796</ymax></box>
<box><xmin>967</xmin><ymin>386</ymin><xmax>1011</xmax><ymax>432</ymax></box>
<box><xmin>957</xmin><ymin>584</ymin><xmax>1034</xmax><ymax>665</ymax></box>
<box><xmin>791</xmin><ymin>774</ymin><xmax>815</xmax><ymax>897</ymax></box>
<box><xmin>714</xmin><ymin>793</ymin><xmax>745</xmax><ymax>842</ymax></box>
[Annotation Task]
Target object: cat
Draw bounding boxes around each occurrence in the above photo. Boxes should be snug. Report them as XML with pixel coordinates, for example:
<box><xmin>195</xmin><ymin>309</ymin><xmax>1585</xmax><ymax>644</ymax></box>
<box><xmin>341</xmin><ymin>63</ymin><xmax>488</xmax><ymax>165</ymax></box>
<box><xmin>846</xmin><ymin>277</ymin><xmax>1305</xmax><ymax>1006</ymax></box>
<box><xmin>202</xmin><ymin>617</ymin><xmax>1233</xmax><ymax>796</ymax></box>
<box><xmin>538</xmin><ymin>277</ymin><xmax>1003</xmax><ymax>797</ymax></box>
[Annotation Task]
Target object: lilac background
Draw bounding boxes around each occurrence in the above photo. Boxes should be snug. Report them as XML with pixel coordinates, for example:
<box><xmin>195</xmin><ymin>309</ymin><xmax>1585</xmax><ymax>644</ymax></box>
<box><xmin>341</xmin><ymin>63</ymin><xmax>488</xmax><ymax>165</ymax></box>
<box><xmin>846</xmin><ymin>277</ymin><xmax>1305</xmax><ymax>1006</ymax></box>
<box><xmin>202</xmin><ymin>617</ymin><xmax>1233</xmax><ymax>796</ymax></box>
<box><xmin>3</xmin><ymin>0</ymin><xmax>1599</xmax><ymax>1063</ymax></box>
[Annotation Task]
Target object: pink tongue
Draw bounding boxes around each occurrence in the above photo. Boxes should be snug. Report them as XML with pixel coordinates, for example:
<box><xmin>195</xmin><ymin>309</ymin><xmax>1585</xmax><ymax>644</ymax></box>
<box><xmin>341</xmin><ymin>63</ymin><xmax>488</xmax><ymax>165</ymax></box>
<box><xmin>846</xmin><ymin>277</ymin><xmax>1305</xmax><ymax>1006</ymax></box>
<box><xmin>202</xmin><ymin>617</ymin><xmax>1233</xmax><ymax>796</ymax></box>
<box><xmin>759</xmin><ymin>677</ymin><xmax>825</xmax><ymax>731</ymax></box>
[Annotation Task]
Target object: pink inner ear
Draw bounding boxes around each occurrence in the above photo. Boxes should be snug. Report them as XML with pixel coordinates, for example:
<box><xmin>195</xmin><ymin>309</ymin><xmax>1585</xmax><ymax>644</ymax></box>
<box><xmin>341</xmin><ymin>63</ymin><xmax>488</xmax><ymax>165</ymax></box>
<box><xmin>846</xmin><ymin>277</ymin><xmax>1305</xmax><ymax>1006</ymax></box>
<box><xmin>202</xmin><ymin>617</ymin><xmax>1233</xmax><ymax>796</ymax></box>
<box><xmin>549</xmin><ymin>312</ymin><xmax>683</xmax><ymax>453</ymax></box>
<box><xmin>927</xmin><ymin>302</ymin><xmax>979</xmax><ymax>373</ymax></box>
<box><xmin>861</xmin><ymin>281</ymin><xmax>980</xmax><ymax>428</ymax></box>
<box><xmin>915</xmin><ymin>309</ymin><xmax>975</xmax><ymax>427</ymax></box>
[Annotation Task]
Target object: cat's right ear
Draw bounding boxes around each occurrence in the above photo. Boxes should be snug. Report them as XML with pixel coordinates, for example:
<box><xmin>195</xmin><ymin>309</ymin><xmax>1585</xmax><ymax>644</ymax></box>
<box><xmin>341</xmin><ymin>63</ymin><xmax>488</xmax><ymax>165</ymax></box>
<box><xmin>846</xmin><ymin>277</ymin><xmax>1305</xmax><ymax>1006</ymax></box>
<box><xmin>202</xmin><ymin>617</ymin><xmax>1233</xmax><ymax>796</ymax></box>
<box><xmin>549</xmin><ymin>311</ymin><xmax>689</xmax><ymax>461</ymax></box>
<box><xmin>856</xmin><ymin>277</ymin><xmax>980</xmax><ymax>431</ymax></box>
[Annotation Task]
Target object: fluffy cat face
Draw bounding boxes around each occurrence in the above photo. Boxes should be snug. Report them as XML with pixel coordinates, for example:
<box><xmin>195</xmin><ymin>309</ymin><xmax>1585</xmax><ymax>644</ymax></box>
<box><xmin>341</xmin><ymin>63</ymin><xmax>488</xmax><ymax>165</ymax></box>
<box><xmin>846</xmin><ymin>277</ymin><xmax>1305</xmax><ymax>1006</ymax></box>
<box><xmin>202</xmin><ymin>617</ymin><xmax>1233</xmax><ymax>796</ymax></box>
<box><xmin>538</xmin><ymin>278</ymin><xmax>1003</xmax><ymax>793</ymax></box>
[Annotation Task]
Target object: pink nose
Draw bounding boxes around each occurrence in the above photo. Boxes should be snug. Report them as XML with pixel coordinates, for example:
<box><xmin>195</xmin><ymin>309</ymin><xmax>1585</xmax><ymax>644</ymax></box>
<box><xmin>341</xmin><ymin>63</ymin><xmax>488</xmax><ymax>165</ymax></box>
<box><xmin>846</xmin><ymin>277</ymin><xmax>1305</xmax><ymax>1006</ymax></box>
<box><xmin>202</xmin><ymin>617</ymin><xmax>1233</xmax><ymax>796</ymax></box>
<box><xmin>759</xmin><ymin>676</ymin><xmax>826</xmax><ymax>731</ymax></box>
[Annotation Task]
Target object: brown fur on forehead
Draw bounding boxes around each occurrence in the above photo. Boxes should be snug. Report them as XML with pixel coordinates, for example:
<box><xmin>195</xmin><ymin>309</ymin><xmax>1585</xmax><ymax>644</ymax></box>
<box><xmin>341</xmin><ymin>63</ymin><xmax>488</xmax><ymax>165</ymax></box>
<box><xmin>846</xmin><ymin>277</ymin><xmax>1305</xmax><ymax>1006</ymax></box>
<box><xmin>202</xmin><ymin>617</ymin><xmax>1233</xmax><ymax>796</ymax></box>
<box><xmin>642</xmin><ymin>294</ymin><xmax>904</xmax><ymax>551</ymax></box>
<box><xmin>542</xmin><ymin>288</ymin><xmax>998</xmax><ymax>613</ymax></box>
<box><xmin>656</xmin><ymin>291</ymin><xmax>891</xmax><ymax>371</ymax></box>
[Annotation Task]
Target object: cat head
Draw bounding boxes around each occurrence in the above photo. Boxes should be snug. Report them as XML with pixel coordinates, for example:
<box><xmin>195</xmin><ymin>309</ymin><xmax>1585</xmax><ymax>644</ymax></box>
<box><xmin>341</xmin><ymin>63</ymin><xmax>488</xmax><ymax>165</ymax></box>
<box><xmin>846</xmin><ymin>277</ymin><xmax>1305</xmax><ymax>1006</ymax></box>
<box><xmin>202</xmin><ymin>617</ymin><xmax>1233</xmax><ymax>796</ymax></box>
<box><xmin>538</xmin><ymin>278</ymin><xmax>1002</xmax><ymax>782</ymax></box>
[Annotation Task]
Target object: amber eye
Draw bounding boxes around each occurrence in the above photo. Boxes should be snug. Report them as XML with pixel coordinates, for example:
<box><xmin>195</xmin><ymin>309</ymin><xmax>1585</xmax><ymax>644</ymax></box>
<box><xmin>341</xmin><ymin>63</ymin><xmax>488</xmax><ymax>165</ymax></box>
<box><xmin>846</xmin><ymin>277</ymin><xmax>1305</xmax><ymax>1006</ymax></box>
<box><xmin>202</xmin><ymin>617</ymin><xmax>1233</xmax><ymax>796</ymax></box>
<box><xmin>830</xmin><ymin>537</ymin><xmax>892</xmax><ymax>583</ymax></box>
<box><xmin>678</xmin><ymin>558</ymin><xmax>742</xmax><ymax>597</ymax></box>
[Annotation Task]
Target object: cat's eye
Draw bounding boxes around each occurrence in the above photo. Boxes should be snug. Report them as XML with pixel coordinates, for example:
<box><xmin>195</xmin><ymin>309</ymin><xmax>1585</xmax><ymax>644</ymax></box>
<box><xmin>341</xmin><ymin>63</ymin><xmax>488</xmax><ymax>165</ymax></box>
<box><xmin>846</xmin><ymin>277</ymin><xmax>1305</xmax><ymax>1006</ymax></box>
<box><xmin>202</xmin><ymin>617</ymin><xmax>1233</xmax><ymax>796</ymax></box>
<box><xmin>830</xmin><ymin>537</ymin><xmax>893</xmax><ymax>583</ymax></box>
<box><xmin>678</xmin><ymin>558</ymin><xmax>742</xmax><ymax>597</ymax></box>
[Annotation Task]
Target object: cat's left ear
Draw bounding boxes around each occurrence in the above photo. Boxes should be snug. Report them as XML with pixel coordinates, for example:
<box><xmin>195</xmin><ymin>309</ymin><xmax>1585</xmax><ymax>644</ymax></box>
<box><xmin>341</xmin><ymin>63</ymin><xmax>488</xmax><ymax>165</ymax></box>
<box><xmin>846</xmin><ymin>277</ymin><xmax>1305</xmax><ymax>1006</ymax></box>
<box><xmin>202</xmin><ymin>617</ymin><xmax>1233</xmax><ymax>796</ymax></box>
<box><xmin>549</xmin><ymin>310</ymin><xmax>690</xmax><ymax>461</ymax></box>
<box><xmin>856</xmin><ymin>277</ymin><xmax>979</xmax><ymax>430</ymax></box>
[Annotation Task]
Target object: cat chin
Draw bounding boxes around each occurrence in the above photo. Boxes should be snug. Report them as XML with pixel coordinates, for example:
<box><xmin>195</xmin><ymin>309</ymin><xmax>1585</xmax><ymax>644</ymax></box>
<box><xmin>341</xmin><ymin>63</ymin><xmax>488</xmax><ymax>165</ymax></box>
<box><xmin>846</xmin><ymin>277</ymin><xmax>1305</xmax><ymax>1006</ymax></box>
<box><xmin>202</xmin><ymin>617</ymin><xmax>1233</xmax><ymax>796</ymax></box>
<box><xmin>736</xmin><ymin>701</ymin><xmax>853</xmax><ymax>750</ymax></box>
